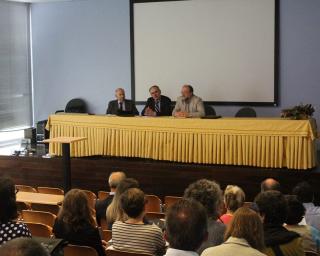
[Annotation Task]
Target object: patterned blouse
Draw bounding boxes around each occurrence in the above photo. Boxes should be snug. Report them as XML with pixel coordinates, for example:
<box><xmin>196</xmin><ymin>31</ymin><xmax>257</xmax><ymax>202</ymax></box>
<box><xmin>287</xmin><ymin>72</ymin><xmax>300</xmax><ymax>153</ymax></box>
<box><xmin>0</xmin><ymin>221</ymin><xmax>32</xmax><ymax>245</ymax></box>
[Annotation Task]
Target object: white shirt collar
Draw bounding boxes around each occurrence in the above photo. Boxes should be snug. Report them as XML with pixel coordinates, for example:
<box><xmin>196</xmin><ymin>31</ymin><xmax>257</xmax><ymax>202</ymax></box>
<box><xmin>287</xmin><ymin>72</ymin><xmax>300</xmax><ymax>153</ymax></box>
<box><xmin>165</xmin><ymin>248</ymin><xmax>198</xmax><ymax>256</ymax></box>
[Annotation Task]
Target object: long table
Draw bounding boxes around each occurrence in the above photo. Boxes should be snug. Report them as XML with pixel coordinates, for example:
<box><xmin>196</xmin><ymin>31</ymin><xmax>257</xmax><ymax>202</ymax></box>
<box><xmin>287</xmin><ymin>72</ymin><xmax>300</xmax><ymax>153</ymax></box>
<box><xmin>16</xmin><ymin>191</ymin><xmax>64</xmax><ymax>205</ymax></box>
<box><xmin>46</xmin><ymin>114</ymin><xmax>317</xmax><ymax>170</ymax></box>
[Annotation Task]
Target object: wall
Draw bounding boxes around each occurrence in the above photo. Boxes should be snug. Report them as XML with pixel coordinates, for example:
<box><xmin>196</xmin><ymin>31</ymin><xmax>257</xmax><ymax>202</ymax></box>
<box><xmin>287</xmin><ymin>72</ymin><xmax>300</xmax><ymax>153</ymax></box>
<box><xmin>32</xmin><ymin>0</ymin><xmax>320</xmax><ymax>124</ymax></box>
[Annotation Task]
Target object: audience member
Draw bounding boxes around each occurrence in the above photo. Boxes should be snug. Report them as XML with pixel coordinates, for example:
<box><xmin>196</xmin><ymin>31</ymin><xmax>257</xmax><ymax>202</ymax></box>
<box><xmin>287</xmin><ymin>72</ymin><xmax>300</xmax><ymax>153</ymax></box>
<box><xmin>220</xmin><ymin>185</ymin><xmax>245</xmax><ymax>225</ymax></box>
<box><xmin>184</xmin><ymin>179</ymin><xmax>225</xmax><ymax>254</ymax></box>
<box><xmin>292</xmin><ymin>181</ymin><xmax>320</xmax><ymax>230</ymax></box>
<box><xmin>164</xmin><ymin>199</ymin><xmax>208</xmax><ymax>256</ymax></box>
<box><xmin>284</xmin><ymin>195</ymin><xmax>320</xmax><ymax>254</ymax></box>
<box><xmin>95</xmin><ymin>171</ymin><xmax>126</xmax><ymax>226</ymax></box>
<box><xmin>201</xmin><ymin>207</ymin><xmax>266</xmax><ymax>256</ymax></box>
<box><xmin>53</xmin><ymin>189</ymin><xmax>106</xmax><ymax>256</ymax></box>
<box><xmin>0</xmin><ymin>178</ymin><xmax>31</xmax><ymax>245</ymax></box>
<box><xmin>255</xmin><ymin>190</ymin><xmax>304</xmax><ymax>256</ymax></box>
<box><xmin>260</xmin><ymin>178</ymin><xmax>281</xmax><ymax>192</ymax></box>
<box><xmin>0</xmin><ymin>237</ymin><xmax>49</xmax><ymax>256</ymax></box>
<box><xmin>112</xmin><ymin>188</ymin><xmax>166</xmax><ymax>256</ymax></box>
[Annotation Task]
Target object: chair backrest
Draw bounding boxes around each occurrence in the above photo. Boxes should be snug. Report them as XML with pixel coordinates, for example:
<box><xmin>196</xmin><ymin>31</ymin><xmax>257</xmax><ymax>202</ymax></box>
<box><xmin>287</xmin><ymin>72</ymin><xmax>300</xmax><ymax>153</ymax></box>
<box><xmin>64</xmin><ymin>244</ymin><xmax>98</xmax><ymax>256</ymax></box>
<box><xmin>25</xmin><ymin>222</ymin><xmax>52</xmax><ymax>238</ymax></box>
<box><xmin>65</xmin><ymin>98</ymin><xmax>87</xmax><ymax>113</ymax></box>
<box><xmin>16</xmin><ymin>185</ymin><xmax>37</xmax><ymax>193</ymax></box>
<box><xmin>82</xmin><ymin>190</ymin><xmax>97</xmax><ymax>209</ymax></box>
<box><xmin>106</xmin><ymin>249</ymin><xmax>152</xmax><ymax>256</ymax></box>
<box><xmin>31</xmin><ymin>203</ymin><xmax>61</xmax><ymax>216</ymax></box>
<box><xmin>22</xmin><ymin>210</ymin><xmax>56</xmax><ymax>227</ymax></box>
<box><xmin>145</xmin><ymin>195</ymin><xmax>162</xmax><ymax>212</ymax></box>
<box><xmin>98</xmin><ymin>191</ymin><xmax>110</xmax><ymax>200</ymax></box>
<box><xmin>305</xmin><ymin>252</ymin><xmax>318</xmax><ymax>256</ymax></box>
<box><xmin>164</xmin><ymin>196</ymin><xmax>182</xmax><ymax>211</ymax></box>
<box><xmin>243</xmin><ymin>202</ymin><xmax>253</xmax><ymax>208</ymax></box>
<box><xmin>204</xmin><ymin>105</ymin><xmax>216</xmax><ymax>116</ymax></box>
<box><xmin>101</xmin><ymin>229</ymin><xmax>112</xmax><ymax>242</ymax></box>
<box><xmin>235</xmin><ymin>107</ymin><xmax>257</xmax><ymax>117</ymax></box>
<box><xmin>145</xmin><ymin>212</ymin><xmax>165</xmax><ymax>220</ymax></box>
<box><xmin>37</xmin><ymin>186</ymin><xmax>64</xmax><ymax>195</ymax></box>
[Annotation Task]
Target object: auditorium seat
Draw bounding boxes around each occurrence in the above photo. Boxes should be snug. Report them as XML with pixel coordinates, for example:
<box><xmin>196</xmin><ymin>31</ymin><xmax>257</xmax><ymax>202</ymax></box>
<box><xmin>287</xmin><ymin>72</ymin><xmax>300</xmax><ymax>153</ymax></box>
<box><xmin>145</xmin><ymin>195</ymin><xmax>162</xmax><ymax>212</ymax></box>
<box><xmin>22</xmin><ymin>210</ymin><xmax>56</xmax><ymax>227</ymax></box>
<box><xmin>31</xmin><ymin>203</ymin><xmax>61</xmax><ymax>215</ymax></box>
<box><xmin>243</xmin><ymin>202</ymin><xmax>253</xmax><ymax>208</ymax></box>
<box><xmin>37</xmin><ymin>186</ymin><xmax>64</xmax><ymax>195</ymax></box>
<box><xmin>145</xmin><ymin>212</ymin><xmax>165</xmax><ymax>220</ymax></box>
<box><xmin>64</xmin><ymin>244</ymin><xmax>98</xmax><ymax>256</ymax></box>
<box><xmin>235</xmin><ymin>107</ymin><xmax>257</xmax><ymax>117</ymax></box>
<box><xmin>81</xmin><ymin>189</ymin><xmax>97</xmax><ymax>209</ymax></box>
<box><xmin>25</xmin><ymin>222</ymin><xmax>52</xmax><ymax>238</ymax></box>
<box><xmin>101</xmin><ymin>229</ymin><xmax>112</xmax><ymax>242</ymax></box>
<box><xmin>305</xmin><ymin>252</ymin><xmax>318</xmax><ymax>256</ymax></box>
<box><xmin>106</xmin><ymin>249</ymin><xmax>152</xmax><ymax>256</ymax></box>
<box><xmin>98</xmin><ymin>191</ymin><xmax>110</xmax><ymax>200</ymax></box>
<box><xmin>16</xmin><ymin>185</ymin><xmax>37</xmax><ymax>193</ymax></box>
<box><xmin>164</xmin><ymin>196</ymin><xmax>182</xmax><ymax>211</ymax></box>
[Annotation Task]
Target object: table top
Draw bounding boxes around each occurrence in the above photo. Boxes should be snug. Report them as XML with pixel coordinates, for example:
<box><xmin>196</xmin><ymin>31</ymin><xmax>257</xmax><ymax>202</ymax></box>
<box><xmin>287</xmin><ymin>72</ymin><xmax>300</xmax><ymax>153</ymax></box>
<box><xmin>16</xmin><ymin>191</ymin><xmax>64</xmax><ymax>205</ymax></box>
<box><xmin>43</xmin><ymin>136</ymin><xmax>87</xmax><ymax>144</ymax></box>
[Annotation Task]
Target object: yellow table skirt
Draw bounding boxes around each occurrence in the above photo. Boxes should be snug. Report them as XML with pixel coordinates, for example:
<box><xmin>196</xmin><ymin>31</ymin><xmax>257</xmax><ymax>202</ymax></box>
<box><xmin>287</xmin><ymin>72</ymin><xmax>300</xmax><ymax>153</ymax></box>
<box><xmin>46</xmin><ymin>114</ymin><xmax>317</xmax><ymax>170</ymax></box>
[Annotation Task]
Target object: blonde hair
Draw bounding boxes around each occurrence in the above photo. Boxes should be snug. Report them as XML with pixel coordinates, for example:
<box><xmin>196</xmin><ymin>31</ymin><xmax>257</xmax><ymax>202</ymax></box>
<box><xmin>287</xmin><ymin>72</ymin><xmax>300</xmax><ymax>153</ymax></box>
<box><xmin>224</xmin><ymin>185</ymin><xmax>245</xmax><ymax>213</ymax></box>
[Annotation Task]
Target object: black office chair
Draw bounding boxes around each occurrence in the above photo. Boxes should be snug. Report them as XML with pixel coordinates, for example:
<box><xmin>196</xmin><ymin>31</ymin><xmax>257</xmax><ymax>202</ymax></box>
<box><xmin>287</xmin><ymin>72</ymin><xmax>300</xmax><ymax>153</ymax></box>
<box><xmin>235</xmin><ymin>107</ymin><xmax>257</xmax><ymax>117</ymax></box>
<box><xmin>204</xmin><ymin>105</ymin><xmax>216</xmax><ymax>116</ymax></box>
<box><xmin>55</xmin><ymin>98</ymin><xmax>88</xmax><ymax>114</ymax></box>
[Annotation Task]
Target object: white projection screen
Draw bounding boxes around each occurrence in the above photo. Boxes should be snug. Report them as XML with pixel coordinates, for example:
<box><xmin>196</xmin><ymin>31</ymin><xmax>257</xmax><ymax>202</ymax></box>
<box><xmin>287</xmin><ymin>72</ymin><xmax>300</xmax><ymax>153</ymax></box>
<box><xmin>132</xmin><ymin>0</ymin><xmax>278</xmax><ymax>105</ymax></box>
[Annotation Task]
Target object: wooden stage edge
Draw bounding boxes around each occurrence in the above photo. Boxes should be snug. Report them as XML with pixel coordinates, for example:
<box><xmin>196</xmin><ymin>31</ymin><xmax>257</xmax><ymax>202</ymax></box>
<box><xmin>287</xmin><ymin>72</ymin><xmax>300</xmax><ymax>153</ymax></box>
<box><xmin>0</xmin><ymin>155</ymin><xmax>319</xmax><ymax>204</ymax></box>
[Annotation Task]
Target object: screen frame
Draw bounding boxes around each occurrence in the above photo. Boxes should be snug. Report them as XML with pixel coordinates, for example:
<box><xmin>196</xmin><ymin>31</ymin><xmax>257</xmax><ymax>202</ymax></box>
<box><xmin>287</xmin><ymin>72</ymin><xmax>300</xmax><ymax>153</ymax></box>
<box><xmin>130</xmin><ymin>0</ymin><xmax>279</xmax><ymax>106</ymax></box>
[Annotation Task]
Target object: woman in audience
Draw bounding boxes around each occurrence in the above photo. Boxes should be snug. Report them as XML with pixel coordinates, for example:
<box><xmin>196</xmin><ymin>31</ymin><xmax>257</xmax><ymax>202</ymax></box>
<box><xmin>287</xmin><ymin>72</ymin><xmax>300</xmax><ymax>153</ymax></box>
<box><xmin>284</xmin><ymin>195</ymin><xmax>320</xmax><ymax>254</ymax></box>
<box><xmin>112</xmin><ymin>188</ymin><xmax>166</xmax><ymax>256</ymax></box>
<box><xmin>254</xmin><ymin>190</ymin><xmax>305</xmax><ymax>256</ymax></box>
<box><xmin>184</xmin><ymin>179</ymin><xmax>225</xmax><ymax>254</ymax></box>
<box><xmin>106</xmin><ymin>178</ymin><xmax>139</xmax><ymax>229</ymax></box>
<box><xmin>53</xmin><ymin>189</ymin><xmax>106</xmax><ymax>256</ymax></box>
<box><xmin>220</xmin><ymin>185</ymin><xmax>245</xmax><ymax>225</ymax></box>
<box><xmin>201</xmin><ymin>207</ymin><xmax>266</xmax><ymax>256</ymax></box>
<box><xmin>0</xmin><ymin>178</ymin><xmax>31</xmax><ymax>244</ymax></box>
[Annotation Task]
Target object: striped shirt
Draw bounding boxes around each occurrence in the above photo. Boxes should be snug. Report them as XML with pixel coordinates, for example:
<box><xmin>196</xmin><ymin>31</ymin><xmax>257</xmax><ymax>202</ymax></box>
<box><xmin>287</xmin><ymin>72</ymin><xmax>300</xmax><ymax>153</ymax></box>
<box><xmin>112</xmin><ymin>221</ymin><xmax>166</xmax><ymax>256</ymax></box>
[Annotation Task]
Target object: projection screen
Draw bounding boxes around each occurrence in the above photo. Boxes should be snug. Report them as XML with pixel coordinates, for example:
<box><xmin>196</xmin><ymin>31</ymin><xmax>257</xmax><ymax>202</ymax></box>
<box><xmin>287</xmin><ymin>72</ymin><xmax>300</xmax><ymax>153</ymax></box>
<box><xmin>132</xmin><ymin>0</ymin><xmax>278</xmax><ymax>105</ymax></box>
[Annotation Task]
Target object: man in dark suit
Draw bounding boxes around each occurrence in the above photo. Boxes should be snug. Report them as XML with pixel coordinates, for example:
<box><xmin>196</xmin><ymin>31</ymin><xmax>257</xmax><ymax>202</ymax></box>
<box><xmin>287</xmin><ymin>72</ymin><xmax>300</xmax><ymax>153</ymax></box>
<box><xmin>106</xmin><ymin>88</ymin><xmax>139</xmax><ymax>115</ymax></box>
<box><xmin>95</xmin><ymin>171</ymin><xmax>126</xmax><ymax>226</ymax></box>
<box><xmin>141</xmin><ymin>85</ymin><xmax>172</xmax><ymax>116</ymax></box>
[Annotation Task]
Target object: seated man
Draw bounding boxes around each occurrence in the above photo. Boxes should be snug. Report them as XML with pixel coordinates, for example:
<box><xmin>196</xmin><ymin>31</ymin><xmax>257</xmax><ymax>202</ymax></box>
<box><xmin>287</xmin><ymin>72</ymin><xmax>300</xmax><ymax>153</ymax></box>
<box><xmin>172</xmin><ymin>85</ymin><xmax>205</xmax><ymax>118</ymax></box>
<box><xmin>260</xmin><ymin>178</ymin><xmax>281</xmax><ymax>192</ymax></box>
<box><xmin>95</xmin><ymin>171</ymin><xmax>126</xmax><ymax>227</ymax></box>
<box><xmin>106</xmin><ymin>88</ymin><xmax>139</xmax><ymax>115</ymax></box>
<box><xmin>165</xmin><ymin>199</ymin><xmax>208</xmax><ymax>256</ymax></box>
<box><xmin>141</xmin><ymin>85</ymin><xmax>172</xmax><ymax>116</ymax></box>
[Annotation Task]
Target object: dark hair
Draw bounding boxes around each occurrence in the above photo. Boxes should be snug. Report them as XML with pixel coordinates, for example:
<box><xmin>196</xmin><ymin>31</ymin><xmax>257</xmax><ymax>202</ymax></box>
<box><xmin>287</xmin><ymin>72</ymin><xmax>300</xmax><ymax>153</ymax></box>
<box><xmin>285</xmin><ymin>195</ymin><xmax>305</xmax><ymax>225</ymax></box>
<box><xmin>260</xmin><ymin>178</ymin><xmax>280</xmax><ymax>192</ymax></box>
<box><xmin>120</xmin><ymin>188</ymin><xmax>145</xmax><ymax>218</ymax></box>
<box><xmin>254</xmin><ymin>191</ymin><xmax>288</xmax><ymax>225</ymax></box>
<box><xmin>292</xmin><ymin>181</ymin><xmax>313</xmax><ymax>203</ymax></box>
<box><xmin>0</xmin><ymin>237</ymin><xmax>49</xmax><ymax>256</ymax></box>
<box><xmin>225</xmin><ymin>207</ymin><xmax>265</xmax><ymax>251</ymax></box>
<box><xmin>165</xmin><ymin>198</ymin><xmax>207</xmax><ymax>251</ymax></box>
<box><xmin>116</xmin><ymin>178</ymin><xmax>140</xmax><ymax>195</ymax></box>
<box><xmin>0</xmin><ymin>178</ymin><xmax>18</xmax><ymax>223</ymax></box>
<box><xmin>184</xmin><ymin>179</ymin><xmax>222</xmax><ymax>219</ymax></box>
<box><xmin>184</xmin><ymin>85</ymin><xmax>193</xmax><ymax>93</ymax></box>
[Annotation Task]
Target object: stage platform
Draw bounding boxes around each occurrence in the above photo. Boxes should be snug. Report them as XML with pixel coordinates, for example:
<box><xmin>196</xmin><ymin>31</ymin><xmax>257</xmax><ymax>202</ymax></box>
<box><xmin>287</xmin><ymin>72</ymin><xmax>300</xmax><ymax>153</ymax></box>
<box><xmin>0</xmin><ymin>153</ymin><xmax>319</xmax><ymax>204</ymax></box>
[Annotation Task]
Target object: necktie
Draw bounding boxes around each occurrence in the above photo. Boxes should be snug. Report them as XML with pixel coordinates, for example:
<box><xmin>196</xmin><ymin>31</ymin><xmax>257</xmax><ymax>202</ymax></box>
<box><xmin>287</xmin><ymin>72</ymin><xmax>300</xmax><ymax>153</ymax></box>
<box><xmin>119</xmin><ymin>102</ymin><xmax>123</xmax><ymax>111</ymax></box>
<box><xmin>155</xmin><ymin>100</ymin><xmax>160</xmax><ymax>113</ymax></box>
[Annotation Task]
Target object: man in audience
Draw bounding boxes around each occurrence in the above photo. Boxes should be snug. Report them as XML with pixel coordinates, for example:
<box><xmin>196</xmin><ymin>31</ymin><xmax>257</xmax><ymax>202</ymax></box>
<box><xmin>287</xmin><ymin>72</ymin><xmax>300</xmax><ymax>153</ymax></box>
<box><xmin>260</xmin><ymin>178</ymin><xmax>281</xmax><ymax>192</ymax></box>
<box><xmin>184</xmin><ymin>179</ymin><xmax>225</xmax><ymax>254</ymax></box>
<box><xmin>141</xmin><ymin>85</ymin><xmax>172</xmax><ymax>116</ymax></box>
<box><xmin>165</xmin><ymin>199</ymin><xmax>208</xmax><ymax>256</ymax></box>
<box><xmin>254</xmin><ymin>190</ymin><xmax>304</xmax><ymax>256</ymax></box>
<box><xmin>106</xmin><ymin>88</ymin><xmax>139</xmax><ymax>115</ymax></box>
<box><xmin>95</xmin><ymin>171</ymin><xmax>126</xmax><ymax>226</ymax></box>
<box><xmin>172</xmin><ymin>85</ymin><xmax>205</xmax><ymax>118</ymax></box>
<box><xmin>0</xmin><ymin>238</ymin><xmax>49</xmax><ymax>256</ymax></box>
<box><xmin>292</xmin><ymin>181</ymin><xmax>320</xmax><ymax>230</ymax></box>
<box><xmin>112</xmin><ymin>188</ymin><xmax>166</xmax><ymax>256</ymax></box>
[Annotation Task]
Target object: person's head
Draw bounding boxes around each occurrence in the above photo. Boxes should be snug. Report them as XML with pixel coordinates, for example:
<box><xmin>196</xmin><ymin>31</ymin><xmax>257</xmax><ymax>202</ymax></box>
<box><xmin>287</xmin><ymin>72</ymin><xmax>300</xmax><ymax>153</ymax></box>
<box><xmin>149</xmin><ymin>85</ymin><xmax>161</xmax><ymax>101</ymax></box>
<box><xmin>254</xmin><ymin>190</ymin><xmax>288</xmax><ymax>226</ymax></box>
<box><xmin>0</xmin><ymin>177</ymin><xmax>18</xmax><ymax>223</ymax></box>
<box><xmin>285</xmin><ymin>195</ymin><xmax>306</xmax><ymax>225</ymax></box>
<box><xmin>106</xmin><ymin>178</ymin><xmax>140</xmax><ymax>224</ymax></box>
<box><xmin>260</xmin><ymin>178</ymin><xmax>280</xmax><ymax>192</ymax></box>
<box><xmin>184</xmin><ymin>179</ymin><xmax>222</xmax><ymax>219</ymax></box>
<box><xmin>115</xmin><ymin>88</ymin><xmax>125</xmax><ymax>102</ymax></box>
<box><xmin>292</xmin><ymin>181</ymin><xmax>314</xmax><ymax>203</ymax></box>
<box><xmin>120</xmin><ymin>188</ymin><xmax>145</xmax><ymax>219</ymax></box>
<box><xmin>165</xmin><ymin>199</ymin><xmax>208</xmax><ymax>251</ymax></box>
<box><xmin>58</xmin><ymin>189</ymin><xmax>95</xmax><ymax>231</ymax></box>
<box><xmin>225</xmin><ymin>207</ymin><xmax>265</xmax><ymax>251</ymax></box>
<box><xmin>224</xmin><ymin>185</ymin><xmax>245</xmax><ymax>213</ymax></box>
<box><xmin>0</xmin><ymin>238</ymin><xmax>49</xmax><ymax>256</ymax></box>
<box><xmin>181</xmin><ymin>85</ymin><xmax>194</xmax><ymax>100</ymax></box>
<box><xmin>108</xmin><ymin>172</ymin><xmax>126</xmax><ymax>192</ymax></box>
